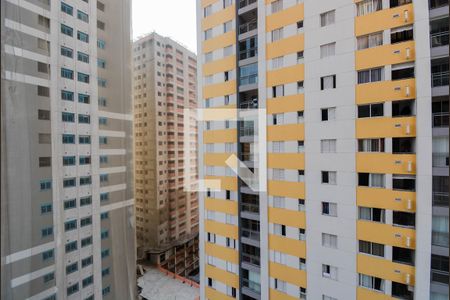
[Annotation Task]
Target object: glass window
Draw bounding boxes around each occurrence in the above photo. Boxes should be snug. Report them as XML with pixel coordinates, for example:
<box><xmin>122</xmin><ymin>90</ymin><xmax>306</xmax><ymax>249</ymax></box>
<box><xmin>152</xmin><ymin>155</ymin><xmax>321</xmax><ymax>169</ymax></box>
<box><xmin>77</xmin><ymin>10</ymin><xmax>89</xmax><ymax>22</ymax></box>
<box><xmin>78</xmin><ymin>72</ymin><xmax>90</xmax><ymax>83</ymax></box>
<box><xmin>97</xmin><ymin>39</ymin><xmax>106</xmax><ymax>49</ymax></box>
<box><xmin>77</xmin><ymin>31</ymin><xmax>89</xmax><ymax>43</ymax></box>
<box><xmin>77</xmin><ymin>51</ymin><xmax>89</xmax><ymax>63</ymax></box>
<box><xmin>78</xmin><ymin>114</ymin><xmax>90</xmax><ymax>124</ymax></box>
<box><xmin>61</xmin><ymin>24</ymin><xmax>73</xmax><ymax>36</ymax></box>
<box><xmin>62</xmin><ymin>134</ymin><xmax>75</xmax><ymax>144</ymax></box>
<box><xmin>320</xmin><ymin>10</ymin><xmax>335</xmax><ymax>27</ymax></box>
<box><xmin>61</xmin><ymin>2</ymin><xmax>73</xmax><ymax>15</ymax></box>
<box><xmin>61</xmin><ymin>46</ymin><xmax>73</xmax><ymax>58</ymax></box>
<box><xmin>357</xmin><ymin>0</ymin><xmax>382</xmax><ymax>16</ymax></box>
<box><xmin>61</xmin><ymin>68</ymin><xmax>74</xmax><ymax>79</ymax></box>
<box><xmin>78</xmin><ymin>93</ymin><xmax>90</xmax><ymax>104</ymax></box>
<box><xmin>61</xmin><ymin>90</ymin><xmax>74</xmax><ymax>101</ymax></box>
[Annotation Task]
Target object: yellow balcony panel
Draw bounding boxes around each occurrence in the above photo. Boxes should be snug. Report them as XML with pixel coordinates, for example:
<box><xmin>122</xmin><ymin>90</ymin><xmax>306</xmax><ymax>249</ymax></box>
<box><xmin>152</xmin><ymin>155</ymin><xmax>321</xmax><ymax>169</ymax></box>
<box><xmin>356</xmin><ymin>117</ymin><xmax>416</xmax><ymax>138</ymax></box>
<box><xmin>356</xmin><ymin>41</ymin><xmax>415</xmax><ymax>70</ymax></box>
<box><xmin>268</xmin><ymin>180</ymin><xmax>305</xmax><ymax>199</ymax></box>
<box><xmin>202</xmin><ymin>4</ymin><xmax>235</xmax><ymax>30</ymax></box>
<box><xmin>358</xmin><ymin>254</ymin><xmax>415</xmax><ymax>286</ymax></box>
<box><xmin>203</xmin><ymin>31</ymin><xmax>236</xmax><ymax>53</ymax></box>
<box><xmin>205</xmin><ymin>242</ymin><xmax>238</xmax><ymax>264</ymax></box>
<box><xmin>267</xmin><ymin>64</ymin><xmax>304</xmax><ymax>87</ymax></box>
<box><xmin>203</xmin><ymin>107</ymin><xmax>237</xmax><ymax>121</ymax></box>
<box><xmin>357</xmin><ymin>287</ymin><xmax>395</xmax><ymax>300</ymax></box>
<box><xmin>356</xmin><ymin>153</ymin><xmax>416</xmax><ymax>174</ymax></box>
<box><xmin>269</xmin><ymin>262</ymin><xmax>306</xmax><ymax>287</ymax></box>
<box><xmin>356</xmin><ymin>79</ymin><xmax>416</xmax><ymax>104</ymax></box>
<box><xmin>266</xmin><ymin>3</ymin><xmax>304</xmax><ymax>32</ymax></box>
<box><xmin>203</xmin><ymin>80</ymin><xmax>236</xmax><ymax>99</ymax></box>
<box><xmin>267</xmin><ymin>124</ymin><xmax>304</xmax><ymax>141</ymax></box>
<box><xmin>205</xmin><ymin>220</ymin><xmax>238</xmax><ymax>239</ymax></box>
<box><xmin>267</xmin><ymin>94</ymin><xmax>304</xmax><ymax>114</ymax></box>
<box><xmin>357</xmin><ymin>186</ymin><xmax>416</xmax><ymax>212</ymax></box>
<box><xmin>206</xmin><ymin>287</ymin><xmax>236</xmax><ymax>300</ymax></box>
<box><xmin>267</xmin><ymin>34</ymin><xmax>304</xmax><ymax>59</ymax></box>
<box><xmin>269</xmin><ymin>234</ymin><xmax>306</xmax><ymax>258</ymax></box>
<box><xmin>203</xmin><ymin>129</ymin><xmax>237</xmax><ymax>143</ymax></box>
<box><xmin>204</xmin><ymin>175</ymin><xmax>238</xmax><ymax>191</ymax></box>
<box><xmin>202</xmin><ymin>0</ymin><xmax>218</xmax><ymax>8</ymax></box>
<box><xmin>203</xmin><ymin>55</ymin><xmax>236</xmax><ymax>76</ymax></box>
<box><xmin>355</xmin><ymin>4</ymin><xmax>415</xmax><ymax>36</ymax></box>
<box><xmin>269</xmin><ymin>207</ymin><xmax>305</xmax><ymax>228</ymax></box>
<box><xmin>357</xmin><ymin>220</ymin><xmax>415</xmax><ymax>249</ymax></box>
<box><xmin>205</xmin><ymin>197</ymin><xmax>238</xmax><ymax>215</ymax></box>
<box><xmin>204</xmin><ymin>153</ymin><xmax>235</xmax><ymax>167</ymax></box>
<box><xmin>268</xmin><ymin>153</ymin><xmax>305</xmax><ymax>170</ymax></box>
<box><xmin>205</xmin><ymin>264</ymin><xmax>239</xmax><ymax>288</ymax></box>
<box><xmin>269</xmin><ymin>289</ymin><xmax>299</xmax><ymax>300</ymax></box>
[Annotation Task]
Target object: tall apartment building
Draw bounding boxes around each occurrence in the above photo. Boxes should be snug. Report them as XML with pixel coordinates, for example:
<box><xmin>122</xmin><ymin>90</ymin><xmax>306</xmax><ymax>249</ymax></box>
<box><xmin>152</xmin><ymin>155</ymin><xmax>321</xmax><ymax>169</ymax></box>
<box><xmin>1</xmin><ymin>0</ymin><xmax>135</xmax><ymax>299</ymax></box>
<box><xmin>197</xmin><ymin>0</ymin><xmax>448</xmax><ymax>299</ymax></box>
<box><xmin>428</xmin><ymin>1</ymin><xmax>449</xmax><ymax>299</ymax></box>
<box><xmin>133</xmin><ymin>33</ymin><xmax>199</xmax><ymax>277</ymax></box>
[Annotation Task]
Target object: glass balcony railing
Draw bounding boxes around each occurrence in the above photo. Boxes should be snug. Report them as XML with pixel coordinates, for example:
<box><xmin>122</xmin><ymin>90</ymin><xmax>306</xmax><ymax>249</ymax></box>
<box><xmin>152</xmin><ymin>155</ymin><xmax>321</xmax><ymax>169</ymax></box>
<box><xmin>433</xmin><ymin>192</ymin><xmax>449</xmax><ymax>207</ymax></box>
<box><xmin>239</xmin><ymin>126</ymin><xmax>254</xmax><ymax>137</ymax></box>
<box><xmin>433</xmin><ymin>112</ymin><xmax>449</xmax><ymax>127</ymax></box>
<box><xmin>242</xmin><ymin>253</ymin><xmax>261</xmax><ymax>266</ymax></box>
<box><xmin>239</xmin><ymin>99</ymin><xmax>258</xmax><ymax>109</ymax></box>
<box><xmin>431</xmin><ymin>31</ymin><xmax>449</xmax><ymax>47</ymax></box>
<box><xmin>431</xmin><ymin>270</ymin><xmax>449</xmax><ymax>285</ymax></box>
<box><xmin>433</xmin><ymin>153</ymin><xmax>449</xmax><ymax>167</ymax></box>
<box><xmin>239</xmin><ymin>47</ymin><xmax>258</xmax><ymax>60</ymax></box>
<box><xmin>432</xmin><ymin>71</ymin><xmax>449</xmax><ymax>87</ymax></box>
<box><xmin>242</xmin><ymin>278</ymin><xmax>261</xmax><ymax>293</ymax></box>
<box><xmin>239</xmin><ymin>20</ymin><xmax>257</xmax><ymax>34</ymax></box>
<box><xmin>240</xmin><ymin>74</ymin><xmax>258</xmax><ymax>86</ymax></box>
<box><xmin>242</xmin><ymin>202</ymin><xmax>259</xmax><ymax>214</ymax></box>
<box><xmin>432</xmin><ymin>231</ymin><xmax>449</xmax><ymax>248</ymax></box>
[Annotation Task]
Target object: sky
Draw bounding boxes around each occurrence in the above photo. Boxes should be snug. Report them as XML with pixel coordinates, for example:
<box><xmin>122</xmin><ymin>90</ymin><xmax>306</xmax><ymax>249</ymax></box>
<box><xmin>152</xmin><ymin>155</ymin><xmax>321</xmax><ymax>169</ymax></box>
<box><xmin>132</xmin><ymin>0</ymin><xmax>198</xmax><ymax>53</ymax></box>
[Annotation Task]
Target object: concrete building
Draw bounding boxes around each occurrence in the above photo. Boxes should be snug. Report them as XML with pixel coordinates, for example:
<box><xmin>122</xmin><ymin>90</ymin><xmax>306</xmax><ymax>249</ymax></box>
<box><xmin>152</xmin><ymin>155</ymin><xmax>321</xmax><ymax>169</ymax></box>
<box><xmin>133</xmin><ymin>32</ymin><xmax>199</xmax><ymax>277</ymax></box>
<box><xmin>196</xmin><ymin>0</ymin><xmax>448</xmax><ymax>299</ymax></box>
<box><xmin>1</xmin><ymin>0</ymin><xmax>135</xmax><ymax>299</ymax></box>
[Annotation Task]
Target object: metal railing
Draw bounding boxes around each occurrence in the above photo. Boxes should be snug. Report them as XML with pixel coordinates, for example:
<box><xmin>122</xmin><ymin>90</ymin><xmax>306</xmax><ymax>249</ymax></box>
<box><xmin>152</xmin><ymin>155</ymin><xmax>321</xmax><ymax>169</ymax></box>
<box><xmin>241</xmin><ymin>228</ymin><xmax>260</xmax><ymax>241</ymax></box>
<box><xmin>432</xmin><ymin>71</ymin><xmax>449</xmax><ymax>87</ymax></box>
<box><xmin>239</xmin><ymin>100</ymin><xmax>258</xmax><ymax>109</ymax></box>
<box><xmin>239</xmin><ymin>126</ymin><xmax>254</xmax><ymax>137</ymax></box>
<box><xmin>239</xmin><ymin>47</ymin><xmax>258</xmax><ymax>60</ymax></box>
<box><xmin>433</xmin><ymin>112</ymin><xmax>449</xmax><ymax>127</ymax></box>
<box><xmin>242</xmin><ymin>253</ymin><xmax>261</xmax><ymax>267</ymax></box>
<box><xmin>432</xmin><ymin>153</ymin><xmax>449</xmax><ymax>167</ymax></box>
<box><xmin>242</xmin><ymin>202</ymin><xmax>259</xmax><ymax>213</ymax></box>
<box><xmin>239</xmin><ymin>20</ymin><xmax>257</xmax><ymax>34</ymax></box>
<box><xmin>433</xmin><ymin>192</ymin><xmax>449</xmax><ymax>207</ymax></box>
<box><xmin>432</xmin><ymin>231</ymin><xmax>449</xmax><ymax>248</ymax></box>
<box><xmin>431</xmin><ymin>31</ymin><xmax>449</xmax><ymax>47</ymax></box>
<box><xmin>239</xmin><ymin>0</ymin><xmax>257</xmax><ymax>9</ymax></box>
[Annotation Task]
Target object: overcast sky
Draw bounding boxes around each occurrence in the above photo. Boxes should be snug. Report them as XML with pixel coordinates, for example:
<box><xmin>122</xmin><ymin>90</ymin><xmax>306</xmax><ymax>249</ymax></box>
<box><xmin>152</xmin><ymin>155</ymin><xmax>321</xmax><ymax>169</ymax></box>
<box><xmin>132</xmin><ymin>0</ymin><xmax>198</xmax><ymax>53</ymax></box>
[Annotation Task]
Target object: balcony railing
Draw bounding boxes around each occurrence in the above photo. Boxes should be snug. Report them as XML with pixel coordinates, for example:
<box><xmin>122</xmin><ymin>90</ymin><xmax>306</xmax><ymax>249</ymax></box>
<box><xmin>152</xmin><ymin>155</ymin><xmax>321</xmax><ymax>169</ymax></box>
<box><xmin>242</xmin><ymin>278</ymin><xmax>261</xmax><ymax>293</ymax></box>
<box><xmin>431</xmin><ymin>270</ymin><xmax>449</xmax><ymax>285</ymax></box>
<box><xmin>242</xmin><ymin>202</ymin><xmax>259</xmax><ymax>214</ymax></box>
<box><xmin>433</xmin><ymin>192</ymin><xmax>449</xmax><ymax>207</ymax></box>
<box><xmin>239</xmin><ymin>0</ymin><xmax>257</xmax><ymax>9</ymax></box>
<box><xmin>432</xmin><ymin>71</ymin><xmax>449</xmax><ymax>87</ymax></box>
<box><xmin>239</xmin><ymin>99</ymin><xmax>258</xmax><ymax>109</ymax></box>
<box><xmin>240</xmin><ymin>152</ymin><xmax>255</xmax><ymax>161</ymax></box>
<box><xmin>433</xmin><ymin>112</ymin><xmax>449</xmax><ymax>127</ymax></box>
<box><xmin>239</xmin><ymin>126</ymin><xmax>254</xmax><ymax>137</ymax></box>
<box><xmin>433</xmin><ymin>153</ymin><xmax>449</xmax><ymax>167</ymax></box>
<box><xmin>240</xmin><ymin>74</ymin><xmax>258</xmax><ymax>86</ymax></box>
<box><xmin>239</xmin><ymin>47</ymin><xmax>258</xmax><ymax>60</ymax></box>
<box><xmin>241</xmin><ymin>228</ymin><xmax>260</xmax><ymax>241</ymax></box>
<box><xmin>431</xmin><ymin>31</ymin><xmax>449</xmax><ymax>47</ymax></box>
<box><xmin>432</xmin><ymin>231</ymin><xmax>449</xmax><ymax>248</ymax></box>
<box><xmin>239</xmin><ymin>20</ymin><xmax>257</xmax><ymax>34</ymax></box>
<box><xmin>242</xmin><ymin>253</ymin><xmax>261</xmax><ymax>266</ymax></box>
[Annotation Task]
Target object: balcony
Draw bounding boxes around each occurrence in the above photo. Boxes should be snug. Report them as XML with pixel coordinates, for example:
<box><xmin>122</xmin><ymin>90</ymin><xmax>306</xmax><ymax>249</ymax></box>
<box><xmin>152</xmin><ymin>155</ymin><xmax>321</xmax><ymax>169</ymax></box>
<box><xmin>268</xmin><ymin>180</ymin><xmax>305</xmax><ymax>199</ymax></box>
<box><xmin>242</xmin><ymin>244</ymin><xmax>260</xmax><ymax>267</ymax></box>
<box><xmin>433</xmin><ymin>153</ymin><xmax>449</xmax><ymax>167</ymax></box>
<box><xmin>356</xmin><ymin>153</ymin><xmax>415</xmax><ymax>174</ymax></box>
<box><xmin>268</xmin><ymin>207</ymin><xmax>305</xmax><ymax>229</ymax></box>
<box><xmin>433</xmin><ymin>192</ymin><xmax>448</xmax><ymax>207</ymax></box>
<box><xmin>431</xmin><ymin>31</ymin><xmax>449</xmax><ymax>48</ymax></box>
<box><xmin>356</xmin><ymin>78</ymin><xmax>415</xmax><ymax>104</ymax></box>
<box><xmin>355</xmin><ymin>41</ymin><xmax>415</xmax><ymax>70</ymax></box>
<box><xmin>357</xmin><ymin>254</ymin><xmax>415</xmax><ymax>286</ymax></box>
<box><xmin>357</xmin><ymin>220</ymin><xmax>416</xmax><ymax>249</ymax></box>
<box><xmin>356</xmin><ymin>116</ymin><xmax>416</xmax><ymax>138</ymax></box>
<box><xmin>242</xmin><ymin>277</ymin><xmax>261</xmax><ymax>294</ymax></box>
<box><xmin>269</xmin><ymin>262</ymin><xmax>307</xmax><ymax>287</ymax></box>
<box><xmin>267</xmin><ymin>123</ymin><xmax>305</xmax><ymax>141</ymax></box>
<box><xmin>432</xmin><ymin>71</ymin><xmax>449</xmax><ymax>87</ymax></box>
<box><xmin>268</xmin><ymin>153</ymin><xmax>305</xmax><ymax>170</ymax></box>
<box><xmin>241</xmin><ymin>194</ymin><xmax>259</xmax><ymax>214</ymax></box>
<box><xmin>239</xmin><ymin>36</ymin><xmax>258</xmax><ymax>61</ymax></box>
<box><xmin>239</xmin><ymin>0</ymin><xmax>256</xmax><ymax>9</ymax></box>
<box><xmin>239</xmin><ymin>19</ymin><xmax>257</xmax><ymax>35</ymax></box>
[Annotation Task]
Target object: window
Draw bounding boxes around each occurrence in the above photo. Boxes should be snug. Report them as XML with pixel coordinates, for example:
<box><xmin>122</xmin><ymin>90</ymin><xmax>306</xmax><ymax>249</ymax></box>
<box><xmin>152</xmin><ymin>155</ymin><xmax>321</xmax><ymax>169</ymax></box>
<box><xmin>99</xmin><ymin>117</ymin><xmax>108</xmax><ymax>125</ymax></box>
<box><xmin>359</xmin><ymin>240</ymin><xmax>384</xmax><ymax>257</ymax></box>
<box><xmin>272</xmin><ymin>113</ymin><xmax>284</xmax><ymax>125</ymax></box>
<box><xmin>101</xmin><ymin>212</ymin><xmax>109</xmax><ymax>220</ymax></box>
<box><xmin>322</xmin><ymin>171</ymin><xmax>337</xmax><ymax>184</ymax></box>
<box><xmin>359</xmin><ymin>274</ymin><xmax>384</xmax><ymax>292</ymax></box>
<box><xmin>98</xmin><ymin>78</ymin><xmax>107</xmax><ymax>87</ymax></box>
<box><xmin>204</xmin><ymin>5</ymin><xmax>212</xmax><ymax>17</ymax></box>
<box><xmin>224</xmin><ymin>21</ymin><xmax>232</xmax><ymax>33</ymax></box>
<box><xmin>358</xmin><ymin>103</ymin><xmax>384</xmax><ymax>118</ymax></box>
<box><xmin>299</xmin><ymin>228</ymin><xmax>306</xmax><ymax>240</ymax></box>
<box><xmin>63</xmin><ymin>177</ymin><xmax>76</xmax><ymax>188</ymax></box>
<box><xmin>272</xmin><ymin>28</ymin><xmax>283</xmax><ymax>42</ymax></box>
<box><xmin>320</xmin><ymin>75</ymin><xmax>336</xmax><ymax>90</ymax></box>
<box><xmin>392</xmin><ymin>99</ymin><xmax>414</xmax><ymax>117</ymax></box>
<box><xmin>356</xmin><ymin>0</ymin><xmax>382</xmax><ymax>16</ymax></box>
<box><xmin>297</xmin><ymin>20</ymin><xmax>304</xmax><ymax>31</ymax></box>
<box><xmin>39</xmin><ymin>157</ymin><xmax>51</xmax><ymax>167</ymax></box>
<box><xmin>390</xmin><ymin>0</ymin><xmax>412</xmax><ymax>8</ymax></box>
<box><xmin>357</xmin><ymin>32</ymin><xmax>383</xmax><ymax>50</ymax></box>
<box><xmin>320</xmin><ymin>10</ymin><xmax>335</xmax><ymax>27</ymax></box>
<box><xmin>100</xmin><ymin>174</ymin><xmax>109</xmax><ymax>183</ymax></box>
<box><xmin>61</xmin><ymin>24</ymin><xmax>73</xmax><ymax>36</ymax></box>
<box><xmin>298</xmin><ymin>141</ymin><xmax>304</xmax><ymax>153</ymax></box>
<box><xmin>271</xmin><ymin>0</ymin><xmax>283</xmax><ymax>13</ymax></box>
<box><xmin>320</xmin><ymin>42</ymin><xmax>336</xmax><ymax>58</ymax></box>
<box><xmin>275</xmin><ymin>278</ymin><xmax>286</xmax><ymax>292</ymax></box>
<box><xmin>321</xmin><ymin>107</ymin><xmax>336</xmax><ymax>121</ymax></box>
<box><xmin>81</xmin><ymin>236</ymin><xmax>92</xmax><ymax>247</ymax></box>
<box><xmin>207</xmin><ymin>232</ymin><xmax>216</xmax><ymax>243</ymax></box>
<box><xmin>39</xmin><ymin>133</ymin><xmax>51</xmax><ymax>144</ymax></box>
<box><xmin>297</xmin><ymin>51</ymin><xmax>304</xmax><ymax>63</ymax></box>
<box><xmin>298</xmin><ymin>199</ymin><xmax>305</xmax><ymax>211</ymax></box>
<box><xmin>392</xmin><ymin>66</ymin><xmax>415</xmax><ymax>80</ymax></box>
<box><xmin>102</xmin><ymin>267</ymin><xmax>110</xmax><ymax>277</ymax></box>
<box><xmin>77</xmin><ymin>10</ymin><xmax>89</xmax><ymax>22</ymax></box>
<box><xmin>78</xmin><ymin>114</ymin><xmax>90</xmax><ymax>124</ymax></box>
<box><xmin>62</xmin><ymin>112</ymin><xmax>75</xmax><ymax>122</ymax></box>
<box><xmin>61</xmin><ymin>68</ymin><xmax>73</xmax><ymax>79</ymax></box>
<box><xmin>101</xmin><ymin>230</ymin><xmax>109</xmax><ymax>239</ymax></box>
<box><xmin>98</xmin><ymin>58</ymin><xmax>106</xmax><ymax>68</ymax></box>
<box><xmin>77</xmin><ymin>51</ymin><xmax>89</xmax><ymax>63</ymax></box>
<box><xmin>97</xmin><ymin>1</ymin><xmax>105</xmax><ymax>11</ymax></box>
<box><xmin>41</xmin><ymin>226</ymin><xmax>53</xmax><ymax>237</ymax></box>
<box><xmin>61</xmin><ymin>2</ymin><xmax>73</xmax><ymax>15</ymax></box>
<box><xmin>358</xmin><ymin>173</ymin><xmax>385</xmax><ymax>188</ymax></box>
<box><xmin>358</xmin><ymin>138</ymin><xmax>385</xmax><ymax>152</ymax></box>
<box><xmin>80</xmin><ymin>196</ymin><xmax>92</xmax><ymax>206</ymax></box>
<box><xmin>99</xmin><ymin>97</ymin><xmax>107</xmax><ymax>107</ymax></box>
<box><xmin>97</xmin><ymin>20</ymin><xmax>105</xmax><ymax>30</ymax></box>
<box><xmin>67</xmin><ymin>283</ymin><xmax>79</xmax><ymax>296</ymax></box>
<box><xmin>321</xmin><ymin>139</ymin><xmax>337</xmax><ymax>153</ymax></box>
<box><xmin>38</xmin><ymin>15</ymin><xmax>49</xmax><ymax>28</ymax></box>
<box><xmin>322</xmin><ymin>264</ymin><xmax>338</xmax><ymax>280</ymax></box>
<box><xmin>273</xmin><ymin>196</ymin><xmax>285</xmax><ymax>208</ymax></box>
<box><xmin>273</xmin><ymin>169</ymin><xmax>285</xmax><ymax>180</ymax></box>
<box><xmin>102</xmin><ymin>286</ymin><xmax>111</xmax><ymax>296</ymax></box>
<box><xmin>78</xmin><ymin>72</ymin><xmax>90</xmax><ymax>83</ymax></box>
<box><xmin>78</xmin><ymin>93</ymin><xmax>90</xmax><ymax>104</ymax></box>
<box><xmin>358</xmin><ymin>67</ymin><xmax>383</xmax><ymax>84</ymax></box>
<box><xmin>64</xmin><ymin>199</ymin><xmax>76</xmax><ymax>210</ymax></box>
<box><xmin>272</xmin><ymin>56</ymin><xmax>284</xmax><ymax>69</ymax></box>
<box><xmin>43</xmin><ymin>272</ymin><xmax>54</xmax><ymax>283</ymax></box>
<box><xmin>226</xmin><ymin>237</ymin><xmax>236</xmax><ymax>248</ymax></box>
<box><xmin>100</xmin><ymin>193</ymin><xmax>109</xmax><ymax>201</ymax></box>
<box><xmin>38</xmin><ymin>86</ymin><xmax>50</xmax><ymax>97</ymax></box>
<box><xmin>322</xmin><ymin>202</ymin><xmax>337</xmax><ymax>216</ymax></box>
<box><xmin>79</xmin><ymin>135</ymin><xmax>91</xmax><ymax>144</ymax></box>
<box><xmin>63</xmin><ymin>156</ymin><xmax>76</xmax><ymax>166</ymax></box>
<box><xmin>224</xmin><ymin>45</ymin><xmax>233</xmax><ymax>56</ymax></box>
<box><xmin>61</xmin><ymin>90</ymin><xmax>74</xmax><ymax>101</ymax></box>
<box><xmin>226</xmin><ymin>286</ymin><xmax>237</xmax><ymax>298</ymax></box>
<box><xmin>204</xmin><ymin>29</ymin><xmax>212</xmax><ymax>40</ymax></box>
<box><xmin>274</xmin><ymin>224</ymin><xmax>286</xmax><ymax>236</ymax></box>
<box><xmin>42</xmin><ymin>249</ymin><xmax>54</xmax><ymax>261</ymax></box>
<box><xmin>432</xmin><ymin>216</ymin><xmax>449</xmax><ymax>247</ymax></box>
<box><xmin>61</xmin><ymin>46</ymin><xmax>73</xmax><ymax>58</ymax></box>
<box><xmin>226</xmin><ymin>190</ymin><xmax>231</xmax><ymax>200</ymax></box>
<box><xmin>77</xmin><ymin>31</ymin><xmax>89</xmax><ymax>43</ymax></box>
<box><xmin>272</xmin><ymin>85</ymin><xmax>284</xmax><ymax>98</ymax></box>
<box><xmin>97</xmin><ymin>39</ymin><xmax>106</xmax><ymax>49</ymax></box>
<box><xmin>359</xmin><ymin>207</ymin><xmax>386</xmax><ymax>222</ymax></box>
<box><xmin>431</xmin><ymin>254</ymin><xmax>449</xmax><ymax>284</ymax></box>
<box><xmin>40</xmin><ymin>203</ymin><xmax>52</xmax><ymax>214</ymax></box>
<box><xmin>298</xmin><ymin>170</ymin><xmax>305</xmax><ymax>182</ymax></box>
<box><xmin>322</xmin><ymin>233</ymin><xmax>338</xmax><ymax>248</ymax></box>
<box><xmin>272</xmin><ymin>141</ymin><xmax>284</xmax><ymax>153</ymax></box>
<box><xmin>66</xmin><ymin>262</ymin><xmax>78</xmax><ymax>274</ymax></box>
<box><xmin>64</xmin><ymin>220</ymin><xmax>77</xmax><ymax>231</ymax></box>
<box><xmin>80</xmin><ymin>176</ymin><xmax>92</xmax><ymax>186</ymax></box>
<box><xmin>82</xmin><ymin>275</ymin><xmax>93</xmax><ymax>288</ymax></box>
<box><xmin>224</xmin><ymin>71</ymin><xmax>229</xmax><ymax>82</ymax></box>
<box><xmin>391</xmin><ymin>27</ymin><xmax>414</xmax><ymax>44</ymax></box>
